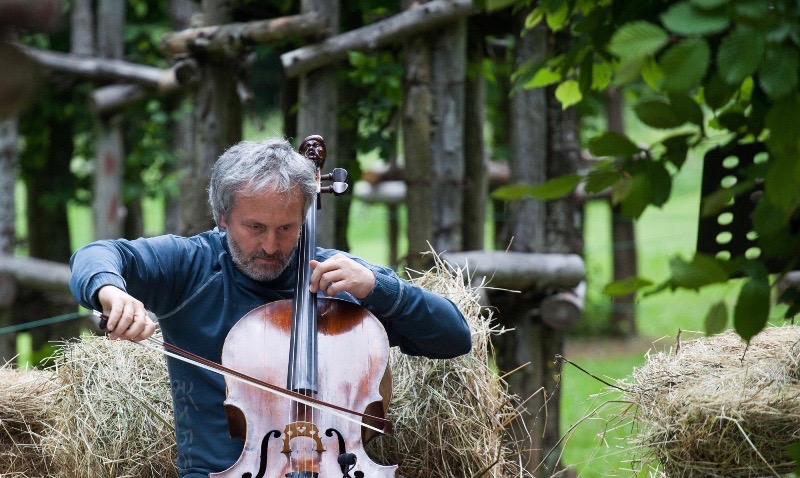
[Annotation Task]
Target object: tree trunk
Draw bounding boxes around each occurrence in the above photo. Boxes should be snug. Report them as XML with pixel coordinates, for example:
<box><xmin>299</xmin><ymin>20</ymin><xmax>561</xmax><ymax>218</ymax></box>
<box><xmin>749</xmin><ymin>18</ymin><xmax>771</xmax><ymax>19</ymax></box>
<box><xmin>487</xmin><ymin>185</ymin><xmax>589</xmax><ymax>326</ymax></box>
<box><xmin>504</xmin><ymin>23</ymin><xmax>547</xmax><ymax>253</ymax></box>
<box><xmin>495</xmin><ymin>18</ymin><xmax>550</xmax><ymax>477</ymax></box>
<box><xmin>463</xmin><ymin>30</ymin><xmax>487</xmax><ymax>251</ymax></box>
<box><xmin>297</xmin><ymin>0</ymin><xmax>338</xmax><ymax>248</ymax></box>
<box><xmin>164</xmin><ymin>0</ymin><xmax>199</xmax><ymax>235</ymax></box>
<box><xmin>180</xmin><ymin>0</ymin><xmax>242</xmax><ymax>236</ymax></box>
<box><xmin>92</xmin><ymin>0</ymin><xmax>127</xmax><ymax>240</ymax></box>
<box><xmin>402</xmin><ymin>5</ymin><xmax>433</xmax><ymax>269</ymax></box>
<box><xmin>335</xmin><ymin>82</ymin><xmax>361</xmax><ymax>253</ymax></box>
<box><xmin>430</xmin><ymin>20</ymin><xmax>466</xmax><ymax>254</ymax></box>
<box><xmin>0</xmin><ymin>118</ymin><xmax>18</xmax><ymax>363</ymax></box>
<box><xmin>606</xmin><ymin>87</ymin><xmax>638</xmax><ymax>336</ymax></box>
<box><xmin>539</xmin><ymin>61</ymin><xmax>584</xmax><ymax>477</ymax></box>
<box><xmin>70</xmin><ymin>0</ymin><xmax>93</xmax><ymax>56</ymax></box>
<box><xmin>24</xmin><ymin>107</ymin><xmax>81</xmax><ymax>351</ymax></box>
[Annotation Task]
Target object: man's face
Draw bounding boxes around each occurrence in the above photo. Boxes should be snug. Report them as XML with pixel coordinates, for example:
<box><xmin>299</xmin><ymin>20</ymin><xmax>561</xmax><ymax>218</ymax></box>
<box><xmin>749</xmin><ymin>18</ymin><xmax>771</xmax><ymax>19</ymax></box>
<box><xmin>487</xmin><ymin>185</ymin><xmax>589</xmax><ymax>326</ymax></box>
<box><xmin>220</xmin><ymin>188</ymin><xmax>305</xmax><ymax>281</ymax></box>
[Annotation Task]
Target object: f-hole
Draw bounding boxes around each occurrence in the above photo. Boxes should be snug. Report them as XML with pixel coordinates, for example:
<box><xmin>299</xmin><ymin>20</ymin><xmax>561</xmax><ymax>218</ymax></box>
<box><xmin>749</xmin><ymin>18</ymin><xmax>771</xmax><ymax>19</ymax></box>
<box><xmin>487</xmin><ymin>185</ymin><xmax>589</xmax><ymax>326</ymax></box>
<box><xmin>242</xmin><ymin>430</ymin><xmax>281</xmax><ymax>478</ymax></box>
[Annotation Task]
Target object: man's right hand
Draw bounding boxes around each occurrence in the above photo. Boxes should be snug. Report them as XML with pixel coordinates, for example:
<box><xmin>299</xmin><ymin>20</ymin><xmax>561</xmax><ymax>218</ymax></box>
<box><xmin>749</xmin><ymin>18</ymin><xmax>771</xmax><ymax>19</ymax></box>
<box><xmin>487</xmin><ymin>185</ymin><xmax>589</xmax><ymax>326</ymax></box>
<box><xmin>97</xmin><ymin>285</ymin><xmax>157</xmax><ymax>341</ymax></box>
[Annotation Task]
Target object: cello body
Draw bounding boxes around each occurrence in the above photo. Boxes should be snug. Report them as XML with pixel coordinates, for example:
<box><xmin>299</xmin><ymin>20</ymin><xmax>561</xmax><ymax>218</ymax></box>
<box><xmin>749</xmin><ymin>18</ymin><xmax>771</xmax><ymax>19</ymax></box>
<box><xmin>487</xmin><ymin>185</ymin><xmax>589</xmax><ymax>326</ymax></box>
<box><xmin>210</xmin><ymin>298</ymin><xmax>397</xmax><ymax>478</ymax></box>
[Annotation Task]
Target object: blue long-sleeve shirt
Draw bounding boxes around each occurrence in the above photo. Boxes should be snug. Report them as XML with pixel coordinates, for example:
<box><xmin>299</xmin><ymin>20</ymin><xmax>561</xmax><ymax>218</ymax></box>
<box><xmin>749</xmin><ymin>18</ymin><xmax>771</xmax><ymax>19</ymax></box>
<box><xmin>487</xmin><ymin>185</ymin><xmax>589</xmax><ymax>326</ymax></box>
<box><xmin>69</xmin><ymin>229</ymin><xmax>471</xmax><ymax>477</ymax></box>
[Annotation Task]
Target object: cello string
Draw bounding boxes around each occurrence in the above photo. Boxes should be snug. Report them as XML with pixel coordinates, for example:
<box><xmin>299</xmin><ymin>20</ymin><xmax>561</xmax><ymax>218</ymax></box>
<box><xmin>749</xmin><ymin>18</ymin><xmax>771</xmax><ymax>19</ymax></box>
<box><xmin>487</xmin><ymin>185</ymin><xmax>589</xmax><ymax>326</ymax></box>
<box><xmin>135</xmin><ymin>336</ymin><xmax>386</xmax><ymax>434</ymax></box>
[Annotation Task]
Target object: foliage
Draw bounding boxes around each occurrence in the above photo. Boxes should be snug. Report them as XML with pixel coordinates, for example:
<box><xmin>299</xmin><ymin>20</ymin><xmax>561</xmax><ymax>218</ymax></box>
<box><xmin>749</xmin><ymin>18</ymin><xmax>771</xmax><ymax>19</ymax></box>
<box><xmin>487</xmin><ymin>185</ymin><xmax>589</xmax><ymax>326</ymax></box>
<box><xmin>344</xmin><ymin>50</ymin><xmax>403</xmax><ymax>159</ymax></box>
<box><xmin>491</xmin><ymin>0</ymin><xmax>800</xmax><ymax>341</ymax></box>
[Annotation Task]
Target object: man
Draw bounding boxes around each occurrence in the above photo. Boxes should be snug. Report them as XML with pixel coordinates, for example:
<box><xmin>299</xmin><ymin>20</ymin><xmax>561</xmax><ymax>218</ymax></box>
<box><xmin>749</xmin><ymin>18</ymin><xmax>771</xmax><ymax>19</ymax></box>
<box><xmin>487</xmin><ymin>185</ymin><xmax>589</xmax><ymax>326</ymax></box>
<box><xmin>69</xmin><ymin>138</ymin><xmax>472</xmax><ymax>477</ymax></box>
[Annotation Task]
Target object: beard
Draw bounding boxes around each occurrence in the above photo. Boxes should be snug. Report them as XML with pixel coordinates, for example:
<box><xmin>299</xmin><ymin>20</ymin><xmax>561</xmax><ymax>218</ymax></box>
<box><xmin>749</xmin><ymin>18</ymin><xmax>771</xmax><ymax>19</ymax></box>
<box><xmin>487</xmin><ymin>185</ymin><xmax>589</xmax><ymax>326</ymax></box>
<box><xmin>227</xmin><ymin>235</ymin><xmax>295</xmax><ymax>282</ymax></box>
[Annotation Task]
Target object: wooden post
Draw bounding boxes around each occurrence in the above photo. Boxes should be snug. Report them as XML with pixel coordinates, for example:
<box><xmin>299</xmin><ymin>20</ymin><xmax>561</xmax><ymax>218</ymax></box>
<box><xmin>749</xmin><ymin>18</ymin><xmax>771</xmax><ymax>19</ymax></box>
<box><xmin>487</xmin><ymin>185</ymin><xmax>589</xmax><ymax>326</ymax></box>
<box><xmin>70</xmin><ymin>0</ymin><xmax>93</xmax><ymax>56</ymax></box>
<box><xmin>539</xmin><ymin>45</ymin><xmax>584</xmax><ymax>476</ymax></box>
<box><xmin>430</xmin><ymin>19</ymin><xmax>466</xmax><ymax>253</ymax></box>
<box><xmin>606</xmin><ymin>87</ymin><xmax>638</xmax><ymax>336</ymax></box>
<box><xmin>505</xmin><ymin>22</ymin><xmax>547</xmax><ymax>252</ymax></box>
<box><xmin>180</xmin><ymin>0</ymin><xmax>242</xmax><ymax>236</ymax></box>
<box><xmin>402</xmin><ymin>0</ymin><xmax>433</xmax><ymax>269</ymax></box>
<box><xmin>0</xmin><ymin>118</ymin><xmax>18</xmax><ymax>363</ymax></box>
<box><xmin>164</xmin><ymin>0</ymin><xmax>198</xmax><ymax>234</ymax></box>
<box><xmin>463</xmin><ymin>30</ymin><xmax>487</xmax><ymax>251</ymax></box>
<box><xmin>297</xmin><ymin>0</ymin><xmax>339</xmax><ymax>247</ymax></box>
<box><xmin>494</xmin><ymin>17</ymin><xmax>566</xmax><ymax>477</ymax></box>
<box><xmin>92</xmin><ymin>0</ymin><xmax>126</xmax><ymax>240</ymax></box>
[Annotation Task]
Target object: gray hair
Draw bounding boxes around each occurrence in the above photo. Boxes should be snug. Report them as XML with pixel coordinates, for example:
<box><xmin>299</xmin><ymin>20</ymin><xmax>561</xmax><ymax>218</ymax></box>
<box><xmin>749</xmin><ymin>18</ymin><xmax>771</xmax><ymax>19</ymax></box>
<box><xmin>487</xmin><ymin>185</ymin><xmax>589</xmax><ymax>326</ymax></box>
<box><xmin>208</xmin><ymin>139</ymin><xmax>317</xmax><ymax>226</ymax></box>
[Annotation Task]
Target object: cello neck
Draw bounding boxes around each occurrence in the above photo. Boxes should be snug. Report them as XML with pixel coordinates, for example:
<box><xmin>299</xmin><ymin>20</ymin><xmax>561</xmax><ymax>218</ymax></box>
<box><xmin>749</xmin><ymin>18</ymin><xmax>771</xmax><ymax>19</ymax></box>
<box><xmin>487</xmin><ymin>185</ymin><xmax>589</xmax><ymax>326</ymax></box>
<box><xmin>287</xmin><ymin>193</ymin><xmax>319</xmax><ymax>394</ymax></box>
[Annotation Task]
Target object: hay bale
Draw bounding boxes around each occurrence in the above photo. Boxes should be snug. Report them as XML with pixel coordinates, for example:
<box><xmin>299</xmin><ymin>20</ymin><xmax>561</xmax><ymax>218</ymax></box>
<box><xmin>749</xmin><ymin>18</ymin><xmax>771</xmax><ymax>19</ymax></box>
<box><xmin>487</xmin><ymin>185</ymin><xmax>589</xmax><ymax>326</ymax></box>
<box><xmin>18</xmin><ymin>258</ymin><xmax>521</xmax><ymax>478</ymax></box>
<box><xmin>0</xmin><ymin>366</ymin><xmax>58</xmax><ymax>477</ymax></box>
<box><xmin>43</xmin><ymin>334</ymin><xmax>176</xmax><ymax>478</ymax></box>
<box><xmin>366</xmin><ymin>256</ymin><xmax>525</xmax><ymax>478</ymax></box>
<box><xmin>626</xmin><ymin>326</ymin><xmax>800</xmax><ymax>477</ymax></box>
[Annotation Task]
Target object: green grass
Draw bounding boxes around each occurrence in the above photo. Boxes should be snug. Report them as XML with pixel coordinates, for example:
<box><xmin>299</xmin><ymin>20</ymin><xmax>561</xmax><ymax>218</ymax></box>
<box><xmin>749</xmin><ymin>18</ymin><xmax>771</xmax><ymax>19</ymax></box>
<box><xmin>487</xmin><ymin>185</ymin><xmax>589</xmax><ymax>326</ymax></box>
<box><xmin>560</xmin><ymin>352</ymin><xmax>647</xmax><ymax>477</ymax></box>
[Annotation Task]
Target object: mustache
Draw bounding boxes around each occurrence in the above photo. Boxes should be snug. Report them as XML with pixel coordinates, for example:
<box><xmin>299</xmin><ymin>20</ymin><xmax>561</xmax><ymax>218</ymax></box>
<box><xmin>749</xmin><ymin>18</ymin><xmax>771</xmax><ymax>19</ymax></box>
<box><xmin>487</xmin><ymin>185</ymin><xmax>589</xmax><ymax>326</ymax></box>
<box><xmin>249</xmin><ymin>251</ymin><xmax>286</xmax><ymax>261</ymax></box>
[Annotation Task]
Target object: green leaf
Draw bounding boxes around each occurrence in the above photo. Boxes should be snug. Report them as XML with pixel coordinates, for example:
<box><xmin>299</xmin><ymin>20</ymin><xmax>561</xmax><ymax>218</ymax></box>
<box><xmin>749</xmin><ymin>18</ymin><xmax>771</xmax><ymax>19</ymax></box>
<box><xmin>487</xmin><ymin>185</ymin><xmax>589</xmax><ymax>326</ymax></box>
<box><xmin>604</xmin><ymin>276</ymin><xmax>654</xmax><ymax>296</ymax></box>
<box><xmin>716</xmin><ymin>111</ymin><xmax>748</xmax><ymax>132</ymax></box>
<box><xmin>588</xmin><ymin>131</ymin><xmax>640</xmax><ymax>157</ymax></box>
<box><xmin>668</xmin><ymin>93</ymin><xmax>704</xmax><ymax>126</ymax></box>
<box><xmin>758</xmin><ymin>47</ymin><xmax>799</xmax><ymax>100</ymax></box>
<box><xmin>752</xmin><ymin>198</ymin><xmax>790</xmax><ymax>236</ymax></box>
<box><xmin>620</xmin><ymin>173</ymin><xmax>652</xmax><ymax>218</ymax></box>
<box><xmin>611</xmin><ymin>175</ymin><xmax>632</xmax><ymax>204</ymax></box>
<box><xmin>491</xmin><ymin>175</ymin><xmax>581</xmax><ymax>201</ymax></box>
<box><xmin>734</xmin><ymin>276</ymin><xmax>770</xmax><ymax>342</ymax></box>
<box><xmin>691</xmin><ymin>0</ymin><xmax>729</xmax><ymax>8</ymax></box>
<box><xmin>661</xmin><ymin>134</ymin><xmax>694</xmax><ymax>169</ymax></box>
<box><xmin>485</xmin><ymin>0</ymin><xmax>516</xmax><ymax>11</ymax></box>
<box><xmin>659</xmin><ymin>38</ymin><xmax>711</xmax><ymax>93</ymax></box>
<box><xmin>700</xmin><ymin>179</ymin><xmax>755</xmax><ymax>216</ymax></box>
<box><xmin>734</xmin><ymin>0</ymin><xmax>770</xmax><ymax>19</ymax></box>
<box><xmin>645</xmin><ymin>161</ymin><xmax>672</xmax><ymax>207</ymax></box>
<box><xmin>703</xmin><ymin>74</ymin><xmax>739</xmax><ymax>111</ymax></box>
<box><xmin>661</xmin><ymin>1</ymin><xmax>730</xmax><ymax>35</ymax></box>
<box><xmin>613</xmin><ymin>58</ymin><xmax>645</xmax><ymax>86</ymax></box>
<box><xmin>525</xmin><ymin>7</ymin><xmax>545</xmax><ymax>29</ymax></box>
<box><xmin>765</xmin><ymin>94</ymin><xmax>800</xmax><ymax>154</ymax></box>
<box><xmin>787</xmin><ymin>442</ymin><xmax>800</xmax><ymax>474</ymax></box>
<box><xmin>585</xmin><ymin>169</ymin><xmax>621</xmax><ymax>193</ymax></box>
<box><xmin>524</xmin><ymin>67</ymin><xmax>562</xmax><ymax>89</ymax></box>
<box><xmin>607</xmin><ymin>21</ymin><xmax>669</xmax><ymax>60</ymax></box>
<box><xmin>718</xmin><ymin>26</ymin><xmax>766</xmax><ymax>85</ymax></box>
<box><xmin>545</xmin><ymin>2</ymin><xmax>570</xmax><ymax>32</ymax></box>
<box><xmin>764</xmin><ymin>151</ymin><xmax>800</xmax><ymax>211</ymax></box>
<box><xmin>634</xmin><ymin>99</ymin><xmax>685</xmax><ymax>129</ymax></box>
<box><xmin>704</xmin><ymin>301</ymin><xmax>728</xmax><ymax>335</ymax></box>
<box><xmin>555</xmin><ymin>80</ymin><xmax>583</xmax><ymax>108</ymax></box>
<box><xmin>669</xmin><ymin>254</ymin><xmax>729</xmax><ymax>290</ymax></box>
<box><xmin>641</xmin><ymin>57</ymin><xmax>665</xmax><ymax>91</ymax></box>
<box><xmin>592</xmin><ymin>61</ymin><xmax>613</xmax><ymax>90</ymax></box>
<box><xmin>578</xmin><ymin>55</ymin><xmax>594</xmax><ymax>94</ymax></box>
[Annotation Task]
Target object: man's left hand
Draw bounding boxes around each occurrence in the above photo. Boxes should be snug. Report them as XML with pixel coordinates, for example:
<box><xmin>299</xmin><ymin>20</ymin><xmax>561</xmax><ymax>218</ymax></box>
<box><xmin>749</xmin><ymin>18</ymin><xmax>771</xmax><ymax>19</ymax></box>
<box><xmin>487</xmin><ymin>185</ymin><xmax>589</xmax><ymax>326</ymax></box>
<box><xmin>309</xmin><ymin>254</ymin><xmax>375</xmax><ymax>299</ymax></box>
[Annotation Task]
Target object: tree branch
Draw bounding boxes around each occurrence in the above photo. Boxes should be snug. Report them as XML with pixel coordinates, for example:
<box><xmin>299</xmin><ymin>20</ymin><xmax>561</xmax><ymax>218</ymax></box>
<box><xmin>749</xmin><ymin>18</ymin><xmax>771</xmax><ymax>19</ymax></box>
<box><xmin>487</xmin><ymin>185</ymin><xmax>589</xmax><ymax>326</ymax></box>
<box><xmin>159</xmin><ymin>12</ymin><xmax>327</xmax><ymax>57</ymax></box>
<box><xmin>281</xmin><ymin>0</ymin><xmax>475</xmax><ymax>77</ymax></box>
<box><xmin>22</xmin><ymin>45</ymin><xmax>186</xmax><ymax>90</ymax></box>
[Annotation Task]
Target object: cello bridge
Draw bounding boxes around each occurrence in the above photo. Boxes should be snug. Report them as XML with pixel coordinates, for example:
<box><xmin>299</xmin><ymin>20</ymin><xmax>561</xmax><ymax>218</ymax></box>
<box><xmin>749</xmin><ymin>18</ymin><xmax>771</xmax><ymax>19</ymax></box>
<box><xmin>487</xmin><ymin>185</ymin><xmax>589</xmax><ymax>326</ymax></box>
<box><xmin>281</xmin><ymin>421</ymin><xmax>326</xmax><ymax>454</ymax></box>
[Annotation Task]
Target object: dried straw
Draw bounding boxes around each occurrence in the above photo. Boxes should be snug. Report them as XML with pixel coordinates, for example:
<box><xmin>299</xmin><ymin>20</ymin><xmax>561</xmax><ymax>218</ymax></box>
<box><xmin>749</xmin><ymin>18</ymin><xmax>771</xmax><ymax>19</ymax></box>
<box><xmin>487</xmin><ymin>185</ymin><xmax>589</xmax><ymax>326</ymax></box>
<box><xmin>366</xmin><ymin>254</ymin><xmax>526</xmax><ymax>478</ymax></box>
<box><xmin>624</xmin><ymin>326</ymin><xmax>800</xmax><ymax>477</ymax></box>
<box><xmin>42</xmin><ymin>334</ymin><xmax>177</xmax><ymax>478</ymax></box>
<box><xmin>3</xmin><ymin>259</ymin><xmax>521</xmax><ymax>478</ymax></box>
<box><xmin>0</xmin><ymin>366</ymin><xmax>58</xmax><ymax>477</ymax></box>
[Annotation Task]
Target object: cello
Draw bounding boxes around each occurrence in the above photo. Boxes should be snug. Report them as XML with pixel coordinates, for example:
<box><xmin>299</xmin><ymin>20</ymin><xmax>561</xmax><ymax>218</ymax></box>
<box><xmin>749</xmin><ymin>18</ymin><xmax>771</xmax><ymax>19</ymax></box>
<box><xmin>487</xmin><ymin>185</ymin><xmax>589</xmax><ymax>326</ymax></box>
<box><xmin>210</xmin><ymin>135</ymin><xmax>398</xmax><ymax>478</ymax></box>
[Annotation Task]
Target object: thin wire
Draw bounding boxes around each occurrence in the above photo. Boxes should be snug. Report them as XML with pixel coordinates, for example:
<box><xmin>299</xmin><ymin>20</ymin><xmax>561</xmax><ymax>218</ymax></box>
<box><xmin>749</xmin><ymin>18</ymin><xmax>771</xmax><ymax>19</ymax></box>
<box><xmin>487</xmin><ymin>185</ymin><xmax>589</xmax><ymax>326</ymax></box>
<box><xmin>0</xmin><ymin>311</ymin><xmax>86</xmax><ymax>336</ymax></box>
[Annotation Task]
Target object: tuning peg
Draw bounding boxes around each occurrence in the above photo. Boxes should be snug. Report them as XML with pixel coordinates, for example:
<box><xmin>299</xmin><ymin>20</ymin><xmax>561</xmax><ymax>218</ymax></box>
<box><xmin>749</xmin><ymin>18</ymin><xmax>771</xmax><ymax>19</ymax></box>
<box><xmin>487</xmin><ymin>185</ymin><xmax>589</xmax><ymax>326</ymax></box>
<box><xmin>321</xmin><ymin>168</ymin><xmax>348</xmax><ymax>183</ymax></box>
<box><xmin>321</xmin><ymin>182</ymin><xmax>349</xmax><ymax>196</ymax></box>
